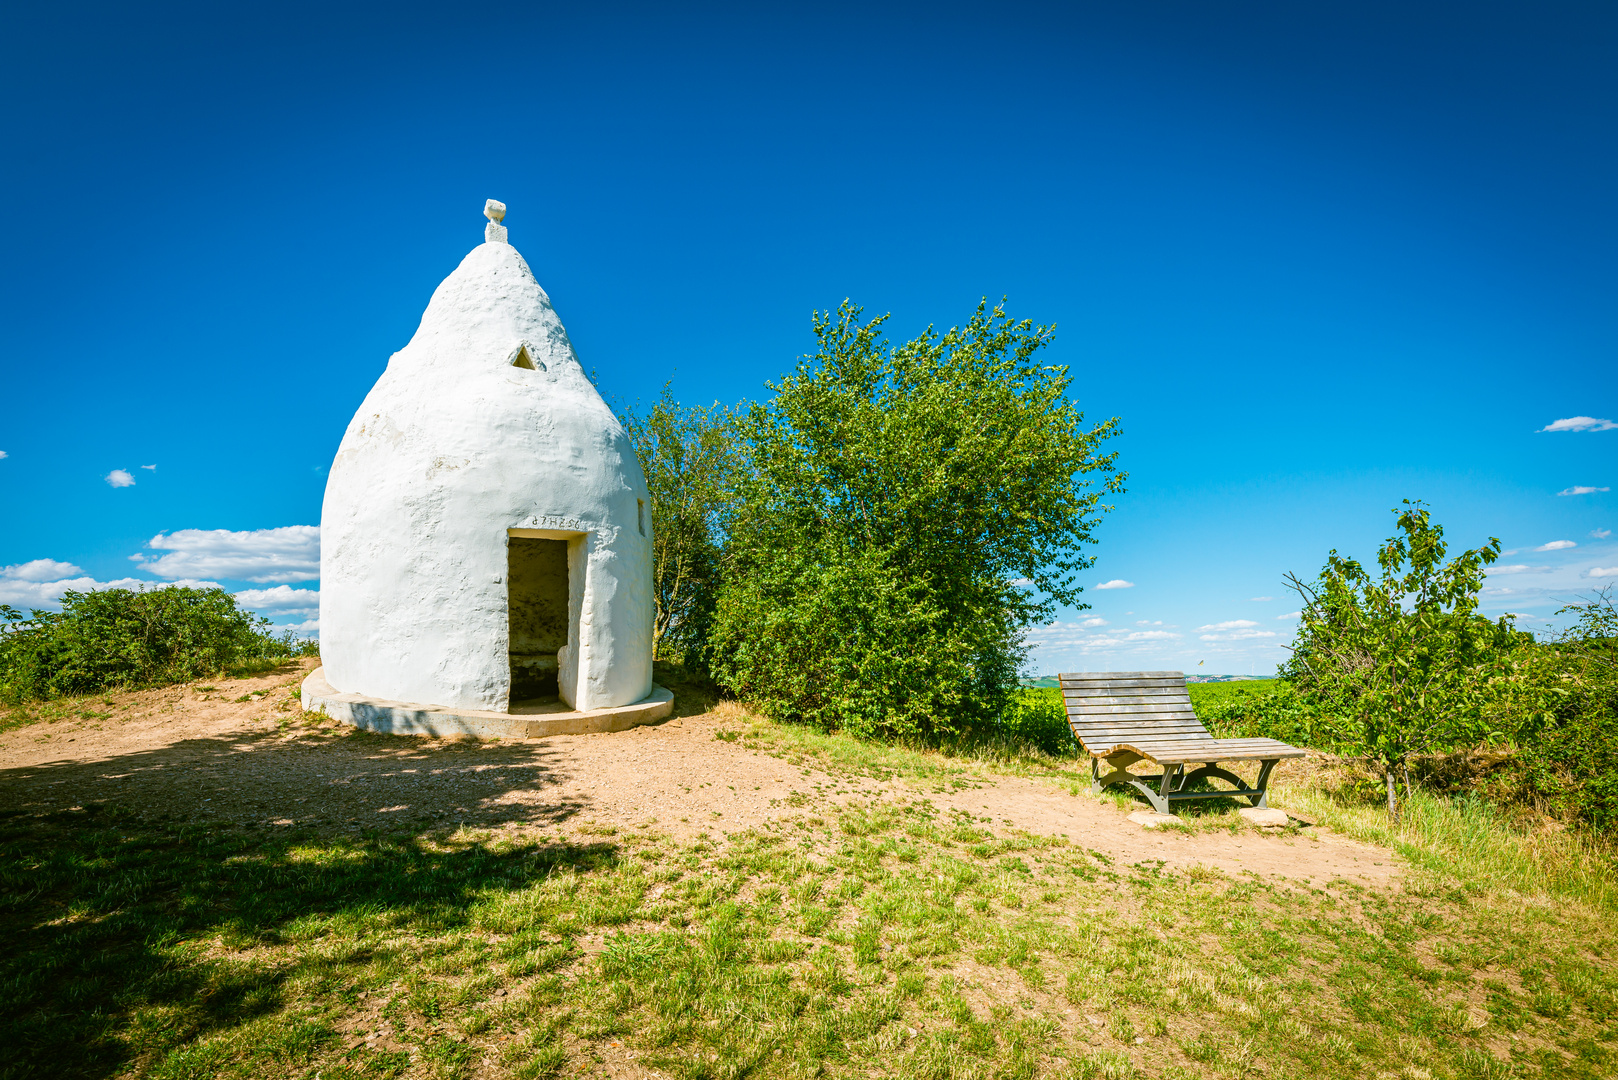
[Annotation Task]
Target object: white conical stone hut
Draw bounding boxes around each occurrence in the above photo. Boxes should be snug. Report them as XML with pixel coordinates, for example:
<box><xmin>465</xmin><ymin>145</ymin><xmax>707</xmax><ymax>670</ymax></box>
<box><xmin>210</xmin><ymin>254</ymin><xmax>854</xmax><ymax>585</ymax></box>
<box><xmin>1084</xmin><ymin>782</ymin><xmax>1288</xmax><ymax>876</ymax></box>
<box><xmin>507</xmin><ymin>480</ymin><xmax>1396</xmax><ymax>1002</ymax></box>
<box><xmin>313</xmin><ymin>201</ymin><xmax>657</xmax><ymax>724</ymax></box>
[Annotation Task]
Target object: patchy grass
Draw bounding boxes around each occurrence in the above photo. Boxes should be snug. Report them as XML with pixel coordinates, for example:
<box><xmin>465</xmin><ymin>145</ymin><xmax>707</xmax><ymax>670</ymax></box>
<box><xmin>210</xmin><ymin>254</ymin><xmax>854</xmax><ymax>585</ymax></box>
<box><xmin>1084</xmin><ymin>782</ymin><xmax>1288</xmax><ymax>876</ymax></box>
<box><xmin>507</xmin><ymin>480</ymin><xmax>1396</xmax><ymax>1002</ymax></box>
<box><xmin>3</xmin><ymin>674</ymin><xmax>1614</xmax><ymax>1079</ymax></box>
<box><xmin>3</xmin><ymin>769</ymin><xmax>1615</xmax><ymax>1079</ymax></box>
<box><xmin>0</xmin><ymin>662</ymin><xmax>309</xmax><ymax>737</ymax></box>
<box><xmin>1268</xmin><ymin>768</ymin><xmax>1618</xmax><ymax>913</ymax></box>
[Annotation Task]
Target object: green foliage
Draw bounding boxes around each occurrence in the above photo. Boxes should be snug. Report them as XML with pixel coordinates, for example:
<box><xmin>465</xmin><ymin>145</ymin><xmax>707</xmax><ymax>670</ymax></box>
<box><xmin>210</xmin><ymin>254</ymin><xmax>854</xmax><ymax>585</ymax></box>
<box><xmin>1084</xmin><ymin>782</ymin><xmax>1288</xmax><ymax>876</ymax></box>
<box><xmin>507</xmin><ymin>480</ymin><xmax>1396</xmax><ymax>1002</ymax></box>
<box><xmin>1474</xmin><ymin>589</ymin><xmax>1618</xmax><ymax>834</ymax></box>
<box><xmin>711</xmin><ymin>299</ymin><xmax>1123</xmax><ymax>737</ymax></box>
<box><xmin>1282</xmin><ymin>501</ymin><xmax>1521</xmax><ymax>817</ymax></box>
<box><xmin>1504</xmin><ymin>681</ymin><xmax>1618</xmax><ymax>833</ymax></box>
<box><xmin>1195</xmin><ymin>680</ymin><xmax>1358</xmax><ymax>752</ymax></box>
<box><xmin>621</xmin><ymin>383</ymin><xmax>740</xmax><ymax>669</ymax></box>
<box><xmin>0</xmin><ymin>587</ymin><xmax>312</xmax><ymax>703</ymax></box>
<box><xmin>1001</xmin><ymin>687</ymin><xmax>1079</xmax><ymax>757</ymax></box>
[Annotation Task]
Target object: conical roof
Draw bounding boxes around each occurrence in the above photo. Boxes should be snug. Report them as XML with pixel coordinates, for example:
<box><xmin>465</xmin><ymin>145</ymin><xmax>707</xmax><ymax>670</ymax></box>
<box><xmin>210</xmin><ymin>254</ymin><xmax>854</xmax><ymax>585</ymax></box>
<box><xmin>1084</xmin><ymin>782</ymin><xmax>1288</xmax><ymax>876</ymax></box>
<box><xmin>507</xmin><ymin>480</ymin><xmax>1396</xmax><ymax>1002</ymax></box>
<box><xmin>318</xmin><ymin>204</ymin><xmax>653</xmax><ymax>714</ymax></box>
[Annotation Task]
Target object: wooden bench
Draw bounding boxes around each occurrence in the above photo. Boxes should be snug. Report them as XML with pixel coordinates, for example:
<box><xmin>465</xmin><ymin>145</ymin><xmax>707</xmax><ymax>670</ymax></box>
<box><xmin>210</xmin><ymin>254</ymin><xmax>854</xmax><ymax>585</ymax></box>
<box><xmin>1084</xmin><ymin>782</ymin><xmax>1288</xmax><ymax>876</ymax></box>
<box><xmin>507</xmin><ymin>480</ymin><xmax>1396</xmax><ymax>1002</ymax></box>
<box><xmin>1059</xmin><ymin>671</ymin><xmax>1305</xmax><ymax>815</ymax></box>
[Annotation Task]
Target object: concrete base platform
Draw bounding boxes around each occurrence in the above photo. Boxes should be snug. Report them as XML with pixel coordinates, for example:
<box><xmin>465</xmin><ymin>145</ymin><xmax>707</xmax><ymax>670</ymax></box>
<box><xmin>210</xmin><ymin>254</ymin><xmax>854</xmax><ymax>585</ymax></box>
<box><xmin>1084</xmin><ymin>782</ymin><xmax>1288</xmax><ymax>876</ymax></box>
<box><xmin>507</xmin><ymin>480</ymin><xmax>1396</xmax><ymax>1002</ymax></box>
<box><xmin>300</xmin><ymin>667</ymin><xmax>673</xmax><ymax>739</ymax></box>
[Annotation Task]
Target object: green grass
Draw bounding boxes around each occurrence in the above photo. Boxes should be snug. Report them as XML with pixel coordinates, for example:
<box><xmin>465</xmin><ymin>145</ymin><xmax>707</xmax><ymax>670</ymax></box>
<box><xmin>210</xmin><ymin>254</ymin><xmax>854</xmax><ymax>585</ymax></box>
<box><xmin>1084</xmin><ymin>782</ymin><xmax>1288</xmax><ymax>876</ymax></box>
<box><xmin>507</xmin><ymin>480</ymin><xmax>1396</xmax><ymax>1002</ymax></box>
<box><xmin>3</xmin><ymin>705</ymin><xmax>1615</xmax><ymax>1080</ymax></box>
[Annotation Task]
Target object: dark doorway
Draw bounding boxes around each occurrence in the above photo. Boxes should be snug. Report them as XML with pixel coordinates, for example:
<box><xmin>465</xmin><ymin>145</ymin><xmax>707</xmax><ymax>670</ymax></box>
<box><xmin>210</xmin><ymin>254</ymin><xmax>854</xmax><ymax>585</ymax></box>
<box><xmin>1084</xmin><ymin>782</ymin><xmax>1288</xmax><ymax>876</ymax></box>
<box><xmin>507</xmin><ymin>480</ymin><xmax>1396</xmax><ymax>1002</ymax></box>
<box><xmin>508</xmin><ymin>536</ymin><xmax>568</xmax><ymax>703</ymax></box>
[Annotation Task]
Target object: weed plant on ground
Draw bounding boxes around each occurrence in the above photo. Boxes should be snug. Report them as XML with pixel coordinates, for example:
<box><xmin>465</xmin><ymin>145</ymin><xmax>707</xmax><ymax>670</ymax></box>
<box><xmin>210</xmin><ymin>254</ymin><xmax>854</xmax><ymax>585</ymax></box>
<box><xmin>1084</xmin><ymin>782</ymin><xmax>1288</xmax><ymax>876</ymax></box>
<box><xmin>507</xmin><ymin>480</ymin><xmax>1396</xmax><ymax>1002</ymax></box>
<box><xmin>2</xmin><ymin>705</ymin><xmax>1616</xmax><ymax>1080</ymax></box>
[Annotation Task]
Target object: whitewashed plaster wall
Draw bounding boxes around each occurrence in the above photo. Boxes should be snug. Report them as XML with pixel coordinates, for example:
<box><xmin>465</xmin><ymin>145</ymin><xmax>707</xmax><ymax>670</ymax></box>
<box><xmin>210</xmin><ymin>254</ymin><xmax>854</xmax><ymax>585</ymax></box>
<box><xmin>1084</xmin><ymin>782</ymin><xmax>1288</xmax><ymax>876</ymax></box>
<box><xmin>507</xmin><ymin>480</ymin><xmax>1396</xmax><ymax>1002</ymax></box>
<box><xmin>319</xmin><ymin>233</ymin><xmax>654</xmax><ymax>712</ymax></box>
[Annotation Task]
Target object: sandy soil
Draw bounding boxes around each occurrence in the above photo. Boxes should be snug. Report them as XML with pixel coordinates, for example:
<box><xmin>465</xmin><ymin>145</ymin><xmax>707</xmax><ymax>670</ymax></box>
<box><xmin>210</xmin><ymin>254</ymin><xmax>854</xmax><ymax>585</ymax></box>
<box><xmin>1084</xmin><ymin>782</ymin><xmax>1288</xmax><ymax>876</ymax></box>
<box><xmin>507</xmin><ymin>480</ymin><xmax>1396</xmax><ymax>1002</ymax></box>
<box><xmin>0</xmin><ymin>660</ymin><xmax>1398</xmax><ymax>887</ymax></box>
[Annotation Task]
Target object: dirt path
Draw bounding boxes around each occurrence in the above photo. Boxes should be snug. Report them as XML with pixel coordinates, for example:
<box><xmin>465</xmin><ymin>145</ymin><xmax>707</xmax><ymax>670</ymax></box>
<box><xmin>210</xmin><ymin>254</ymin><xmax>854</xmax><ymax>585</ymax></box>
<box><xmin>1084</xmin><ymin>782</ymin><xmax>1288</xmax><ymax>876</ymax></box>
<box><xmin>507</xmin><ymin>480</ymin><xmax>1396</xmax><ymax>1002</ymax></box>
<box><xmin>0</xmin><ymin>661</ymin><xmax>1398</xmax><ymax>886</ymax></box>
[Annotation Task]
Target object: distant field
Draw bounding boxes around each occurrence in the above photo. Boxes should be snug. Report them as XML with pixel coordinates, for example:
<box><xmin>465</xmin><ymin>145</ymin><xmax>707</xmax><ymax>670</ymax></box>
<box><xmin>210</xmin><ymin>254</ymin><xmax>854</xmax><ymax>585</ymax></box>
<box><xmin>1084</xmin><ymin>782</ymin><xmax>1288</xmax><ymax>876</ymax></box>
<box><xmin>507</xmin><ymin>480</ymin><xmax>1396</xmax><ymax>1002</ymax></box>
<box><xmin>1022</xmin><ymin>674</ymin><xmax>1279</xmax><ymax>694</ymax></box>
<box><xmin>1184</xmin><ymin>678</ymin><xmax>1280</xmax><ymax>708</ymax></box>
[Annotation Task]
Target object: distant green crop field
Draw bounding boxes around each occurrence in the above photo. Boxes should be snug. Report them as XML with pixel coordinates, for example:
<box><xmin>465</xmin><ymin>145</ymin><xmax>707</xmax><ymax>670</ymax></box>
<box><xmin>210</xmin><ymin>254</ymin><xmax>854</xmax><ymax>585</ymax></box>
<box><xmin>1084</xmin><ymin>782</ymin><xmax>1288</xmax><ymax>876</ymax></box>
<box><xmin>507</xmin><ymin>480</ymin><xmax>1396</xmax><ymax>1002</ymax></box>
<box><xmin>1185</xmin><ymin>679</ymin><xmax>1280</xmax><ymax>708</ymax></box>
<box><xmin>1020</xmin><ymin>677</ymin><xmax>1281</xmax><ymax>704</ymax></box>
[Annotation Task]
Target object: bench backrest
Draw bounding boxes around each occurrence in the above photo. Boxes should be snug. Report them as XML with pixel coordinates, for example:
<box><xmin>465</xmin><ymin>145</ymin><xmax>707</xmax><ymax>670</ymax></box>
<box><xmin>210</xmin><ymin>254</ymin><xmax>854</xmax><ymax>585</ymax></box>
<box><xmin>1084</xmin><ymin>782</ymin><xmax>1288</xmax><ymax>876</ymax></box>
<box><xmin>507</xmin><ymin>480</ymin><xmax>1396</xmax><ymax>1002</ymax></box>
<box><xmin>1058</xmin><ymin>671</ymin><xmax>1212</xmax><ymax>755</ymax></box>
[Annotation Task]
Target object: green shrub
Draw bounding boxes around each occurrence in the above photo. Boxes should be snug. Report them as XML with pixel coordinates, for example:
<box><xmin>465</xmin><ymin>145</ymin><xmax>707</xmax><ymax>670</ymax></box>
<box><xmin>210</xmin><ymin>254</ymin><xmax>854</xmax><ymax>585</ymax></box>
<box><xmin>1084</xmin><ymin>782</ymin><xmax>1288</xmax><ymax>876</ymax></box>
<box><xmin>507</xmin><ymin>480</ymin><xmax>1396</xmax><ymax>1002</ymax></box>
<box><xmin>711</xmin><ymin>300</ymin><xmax>1122</xmax><ymax>737</ymax></box>
<box><xmin>711</xmin><ymin>545</ymin><xmax>1024</xmax><ymax>737</ymax></box>
<box><xmin>0</xmin><ymin>587</ymin><xmax>313</xmax><ymax>703</ymax></box>
<box><xmin>1491</xmin><ymin>684</ymin><xmax>1618</xmax><ymax>834</ymax></box>
<box><xmin>1195</xmin><ymin>680</ymin><xmax>1357</xmax><ymax>753</ymax></box>
<box><xmin>1000</xmin><ymin>687</ymin><xmax>1077</xmax><ymax>757</ymax></box>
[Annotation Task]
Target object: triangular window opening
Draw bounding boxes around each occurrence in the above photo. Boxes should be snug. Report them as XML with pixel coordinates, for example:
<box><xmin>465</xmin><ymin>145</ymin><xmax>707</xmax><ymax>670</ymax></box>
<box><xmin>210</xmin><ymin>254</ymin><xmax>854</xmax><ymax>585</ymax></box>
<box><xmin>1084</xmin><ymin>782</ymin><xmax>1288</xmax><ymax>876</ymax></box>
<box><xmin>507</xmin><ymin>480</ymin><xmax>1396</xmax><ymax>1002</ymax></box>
<box><xmin>510</xmin><ymin>344</ymin><xmax>538</xmax><ymax>370</ymax></box>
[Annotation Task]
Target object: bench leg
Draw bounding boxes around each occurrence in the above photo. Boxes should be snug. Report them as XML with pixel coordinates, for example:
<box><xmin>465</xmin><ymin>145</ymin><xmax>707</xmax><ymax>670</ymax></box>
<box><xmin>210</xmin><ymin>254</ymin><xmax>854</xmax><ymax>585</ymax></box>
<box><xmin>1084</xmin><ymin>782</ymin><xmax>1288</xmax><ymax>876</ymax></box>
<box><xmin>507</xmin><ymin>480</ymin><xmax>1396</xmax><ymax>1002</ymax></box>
<box><xmin>1092</xmin><ymin>755</ymin><xmax>1175</xmax><ymax>814</ymax></box>
<box><xmin>1108</xmin><ymin>773</ymin><xmax>1174</xmax><ymax>815</ymax></box>
<box><xmin>1250</xmin><ymin>759</ymin><xmax>1278</xmax><ymax>808</ymax></box>
<box><xmin>1148</xmin><ymin>764</ymin><xmax>1182</xmax><ymax>815</ymax></box>
<box><xmin>1092</xmin><ymin>753</ymin><xmax>1142</xmax><ymax>797</ymax></box>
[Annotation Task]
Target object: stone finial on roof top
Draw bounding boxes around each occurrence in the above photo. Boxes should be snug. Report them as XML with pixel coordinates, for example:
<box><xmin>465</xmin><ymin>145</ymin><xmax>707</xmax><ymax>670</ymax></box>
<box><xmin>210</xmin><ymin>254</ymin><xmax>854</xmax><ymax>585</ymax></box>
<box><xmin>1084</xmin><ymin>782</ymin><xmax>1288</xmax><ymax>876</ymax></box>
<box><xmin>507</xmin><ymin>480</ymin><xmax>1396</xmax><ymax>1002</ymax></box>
<box><xmin>484</xmin><ymin>199</ymin><xmax>508</xmax><ymax>244</ymax></box>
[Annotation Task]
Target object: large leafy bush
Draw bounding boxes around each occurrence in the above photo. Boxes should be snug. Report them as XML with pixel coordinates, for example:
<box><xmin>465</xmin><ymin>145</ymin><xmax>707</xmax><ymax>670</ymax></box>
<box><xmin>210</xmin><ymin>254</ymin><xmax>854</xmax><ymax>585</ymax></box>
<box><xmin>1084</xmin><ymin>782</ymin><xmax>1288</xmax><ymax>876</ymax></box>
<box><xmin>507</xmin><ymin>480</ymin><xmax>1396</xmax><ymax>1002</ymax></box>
<box><xmin>0</xmin><ymin>587</ymin><xmax>307</xmax><ymax>702</ymax></box>
<box><xmin>710</xmin><ymin>300</ymin><xmax>1122</xmax><ymax>737</ymax></box>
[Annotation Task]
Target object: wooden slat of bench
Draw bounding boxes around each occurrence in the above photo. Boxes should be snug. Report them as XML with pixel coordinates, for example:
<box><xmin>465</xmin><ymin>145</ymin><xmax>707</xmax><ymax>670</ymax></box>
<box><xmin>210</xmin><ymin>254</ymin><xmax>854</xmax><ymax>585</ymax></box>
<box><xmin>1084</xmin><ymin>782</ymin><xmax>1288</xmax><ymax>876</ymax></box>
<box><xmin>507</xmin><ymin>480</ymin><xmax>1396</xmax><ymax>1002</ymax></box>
<box><xmin>1068</xmin><ymin>720</ymin><xmax>1209</xmax><ymax>734</ymax></box>
<box><xmin>1067</xmin><ymin>709</ymin><xmax>1197</xmax><ymax>718</ymax></box>
<box><xmin>1068</xmin><ymin>714</ymin><xmax>1208</xmax><ymax>726</ymax></box>
<box><xmin>1064</xmin><ymin>691</ymin><xmax>1193</xmax><ymax>702</ymax></box>
<box><xmin>1068</xmin><ymin>717</ymin><xmax>1211</xmax><ymax>733</ymax></box>
<box><xmin>1074</xmin><ymin>734</ymin><xmax>1211</xmax><ymax>747</ymax></box>
<box><xmin>1067</xmin><ymin>717</ymin><xmax>1207</xmax><ymax>729</ymax></box>
<box><xmin>1097</xmin><ymin>739</ymin><xmax>1308</xmax><ymax>764</ymax></box>
<box><xmin>1060</xmin><ymin>671</ymin><xmax>1183</xmax><ymax>678</ymax></box>
<box><xmin>1120</xmin><ymin>737</ymin><xmax>1294</xmax><ymax>750</ymax></box>
<box><xmin>1061</xmin><ymin>679</ymin><xmax>1189</xmax><ymax>690</ymax></box>
<box><xmin>1091</xmin><ymin>734</ymin><xmax>1215</xmax><ymax>747</ymax></box>
<box><xmin>1067</xmin><ymin>722</ymin><xmax>1210</xmax><ymax>738</ymax></box>
<box><xmin>1073</xmin><ymin>718</ymin><xmax>1199</xmax><ymax>728</ymax></box>
<box><xmin>1063</xmin><ymin>684</ymin><xmax>1190</xmax><ymax>695</ymax></box>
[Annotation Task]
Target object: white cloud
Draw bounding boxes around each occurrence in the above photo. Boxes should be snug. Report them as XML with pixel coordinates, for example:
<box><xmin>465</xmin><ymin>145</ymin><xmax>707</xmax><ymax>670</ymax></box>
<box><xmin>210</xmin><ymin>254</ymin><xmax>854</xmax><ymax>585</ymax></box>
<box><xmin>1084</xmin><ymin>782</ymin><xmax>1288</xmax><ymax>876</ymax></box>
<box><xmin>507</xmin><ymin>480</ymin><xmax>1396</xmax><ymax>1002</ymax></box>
<box><xmin>1277</xmin><ymin>611</ymin><xmax>1301</xmax><ymax>620</ymax></box>
<box><xmin>1135</xmin><ymin>619</ymin><xmax>1164</xmax><ymax>626</ymax></box>
<box><xmin>1080</xmin><ymin>617</ymin><xmax>1109</xmax><ymax>627</ymax></box>
<box><xmin>1541</xmin><ymin>416</ymin><xmax>1617</xmax><ymax>433</ymax></box>
<box><xmin>1593</xmin><ymin>529</ymin><xmax>1612</xmax><ymax>540</ymax></box>
<box><xmin>1022</xmin><ymin>619</ymin><xmax>1183</xmax><ymax>657</ymax></box>
<box><xmin>0</xmin><ymin>574</ymin><xmax>220</xmax><ymax>610</ymax></box>
<box><xmin>1247</xmin><ymin>596</ymin><xmax>1273</xmax><ymax>602</ymax></box>
<box><xmin>1559</xmin><ymin>486</ymin><xmax>1611</xmax><ymax>496</ymax></box>
<box><xmin>131</xmin><ymin>525</ymin><xmax>320</xmax><ymax>584</ymax></box>
<box><xmin>1095</xmin><ymin>579</ymin><xmax>1134</xmax><ymax>590</ymax></box>
<box><xmin>2</xmin><ymin>559</ymin><xmax>85</xmax><ymax>582</ymax></box>
<box><xmin>0</xmin><ymin>450</ymin><xmax>8</xmax><ymax>459</ymax></box>
<box><xmin>1197</xmin><ymin>619</ymin><xmax>1260</xmax><ymax>631</ymax></box>
<box><xmin>1535</xmin><ymin>540</ymin><xmax>1577</xmax><ymax>551</ymax></box>
<box><xmin>1590</xmin><ymin>567</ymin><xmax>1618</xmax><ymax>578</ymax></box>
<box><xmin>106</xmin><ymin>469</ymin><xmax>136</xmax><ymax>488</ymax></box>
<box><xmin>141</xmin><ymin>464</ymin><xmax>157</xmax><ymax>471</ymax></box>
<box><xmin>1487</xmin><ymin>564</ymin><xmax>1542</xmax><ymax>575</ymax></box>
<box><xmin>235</xmin><ymin>586</ymin><xmax>321</xmax><ymax>616</ymax></box>
<box><xmin>1200</xmin><ymin>628</ymin><xmax>1279</xmax><ymax>642</ymax></box>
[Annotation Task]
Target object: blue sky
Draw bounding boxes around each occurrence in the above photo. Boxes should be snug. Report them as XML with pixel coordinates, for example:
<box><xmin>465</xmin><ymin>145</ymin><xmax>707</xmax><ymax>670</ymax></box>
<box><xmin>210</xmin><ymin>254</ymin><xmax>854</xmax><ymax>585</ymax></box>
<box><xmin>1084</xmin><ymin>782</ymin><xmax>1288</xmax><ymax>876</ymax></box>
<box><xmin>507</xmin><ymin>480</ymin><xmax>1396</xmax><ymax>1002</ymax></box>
<box><xmin>1</xmin><ymin>1</ymin><xmax>1613</xmax><ymax>674</ymax></box>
